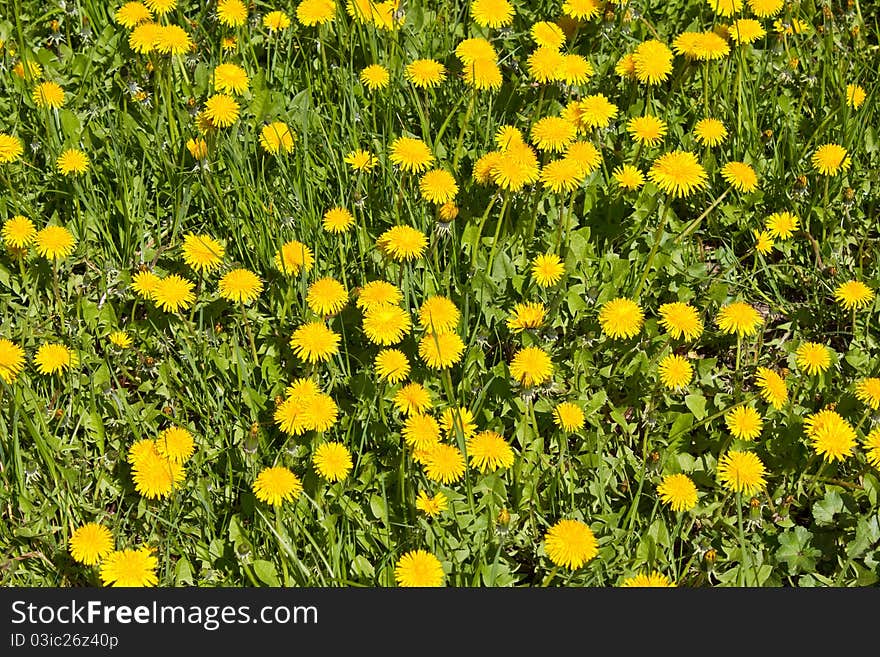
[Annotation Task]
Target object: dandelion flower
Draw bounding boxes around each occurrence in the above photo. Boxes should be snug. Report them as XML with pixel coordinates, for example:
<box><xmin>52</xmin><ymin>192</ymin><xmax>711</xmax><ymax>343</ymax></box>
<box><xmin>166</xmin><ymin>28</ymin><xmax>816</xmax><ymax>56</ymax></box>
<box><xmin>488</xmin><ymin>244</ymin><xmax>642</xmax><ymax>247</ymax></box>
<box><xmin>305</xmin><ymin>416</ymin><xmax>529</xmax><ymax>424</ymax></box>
<box><xmin>527</xmin><ymin>47</ymin><xmax>565</xmax><ymax>84</ymax></box>
<box><xmin>218</xmin><ymin>268</ymin><xmax>262</xmax><ymax>304</ymax></box>
<box><xmin>811</xmin><ymin>143</ymin><xmax>850</xmax><ymax>176</ymax></box>
<box><xmin>673</xmin><ymin>31</ymin><xmax>730</xmax><ymax>60</ymax></box>
<box><xmin>862</xmin><ymin>429</ymin><xmax>880</xmax><ymax>468</ymax></box>
<box><xmin>455</xmin><ymin>37</ymin><xmax>497</xmax><ymax>64</ymax></box>
<box><xmin>313</xmin><ymin>442</ymin><xmax>352</xmax><ymax>482</ymax></box>
<box><xmin>467</xmin><ymin>430</ymin><xmax>514</xmax><ymax>473</ymax></box>
<box><xmin>375</xmin><ymin>348</ymin><xmax>410</xmax><ymax>383</ymax></box>
<box><xmin>717</xmin><ymin>450</ymin><xmax>766</xmax><ymax>496</ymax></box>
<box><xmin>440</xmin><ymin>407</ymin><xmax>477</xmax><ymax>441</ymax></box>
<box><xmin>263</xmin><ymin>10</ymin><xmax>292</xmax><ymax>31</ymax></box>
<box><xmin>114</xmin><ymin>2</ymin><xmax>153</xmax><ymax>28</ymax></box>
<box><xmin>274</xmin><ymin>240</ymin><xmax>314</xmax><ymax>275</ymax></box>
<box><xmin>764</xmin><ymin>211</ymin><xmax>798</xmax><ymax>239</ymax></box>
<box><xmin>424</xmin><ymin>443</ymin><xmax>466</xmax><ymax>484</ymax></box>
<box><xmin>403</xmin><ymin>413</ymin><xmax>442</xmax><ymax>451</ymax></box>
<box><xmin>203</xmin><ymin>94</ymin><xmax>240</xmax><ymax>128</ymax></box>
<box><xmin>0</xmin><ymin>134</ymin><xmax>24</xmax><ymax>164</ymax></box>
<box><xmin>715</xmin><ymin>301</ymin><xmax>763</xmax><ymax>336</ymax></box>
<box><xmin>405</xmin><ymin>59</ymin><xmax>446</xmax><ymax>89</ymax></box>
<box><xmin>599</xmin><ymin>298</ymin><xmax>644</xmax><ymax>339</ymax></box>
<box><xmin>345</xmin><ymin>148</ymin><xmax>379</xmax><ymax>171</ymax></box>
<box><xmin>394</xmin><ymin>382</ymin><xmax>432</xmax><ymax>415</ymax></box>
<box><xmin>131</xmin><ymin>448</ymin><xmax>185</xmax><ymax>499</ymax></box>
<box><xmin>621</xmin><ymin>571</ymin><xmax>675</xmax><ymax>587</ymax></box>
<box><xmin>213</xmin><ymin>63</ymin><xmax>248</xmax><ymax>96</ymax></box>
<box><xmin>658</xmin><ymin>354</ymin><xmax>693</xmax><ymax>389</ymax></box>
<box><xmin>721</xmin><ymin>161</ymin><xmax>759</xmax><ymax>192</ymax></box>
<box><xmin>186</xmin><ymin>138</ymin><xmax>208</xmax><ymax>160</ymax></box>
<box><xmin>144</xmin><ymin>0</ymin><xmax>175</xmax><ymax>15</ymax></box>
<box><xmin>544</xmin><ymin>519</ymin><xmax>598</xmax><ymax>570</ymax></box>
<box><xmin>260</xmin><ymin>121</ymin><xmax>295</xmax><ymax>155</ymax></box>
<box><xmin>0</xmin><ymin>339</ymin><xmax>25</xmax><ymax>384</ymax></box>
<box><xmin>509</xmin><ymin>346</ymin><xmax>553</xmax><ymax>387</ymax></box>
<box><xmin>612</xmin><ymin>164</ymin><xmax>645</xmax><ymax>191</ymax></box>
<box><xmin>290</xmin><ymin>322</ymin><xmax>341</xmax><ymax>363</ymax></box>
<box><xmin>507</xmin><ymin>302</ymin><xmax>545</xmax><ymax>333</ymax></box>
<box><xmin>694</xmin><ymin>118</ymin><xmax>727</xmax><ymax>147</ymax></box>
<box><xmin>35</xmin><ymin>343</ymin><xmax>74</xmax><ymax>375</ymax></box>
<box><xmin>750</xmin><ymin>367</ymin><xmax>786</xmax><ymax>410</ymax></box>
<box><xmin>725</xmin><ymin>405</ymin><xmax>763</xmax><ymax>440</ymax></box>
<box><xmin>129</xmin><ymin>22</ymin><xmax>162</xmax><ymax>53</ymax></box>
<box><xmin>100</xmin><ymin>548</ymin><xmax>158</xmax><ymax>587</ymax></box>
<box><xmin>846</xmin><ymin>84</ymin><xmax>866</xmax><ymax>110</ymax></box>
<box><xmin>377</xmin><ymin>225</ymin><xmax>428</xmax><ymax>261</ymax></box>
<box><xmin>33</xmin><ymin>81</ymin><xmax>65</xmax><ymax>109</ymax></box>
<box><xmin>705</xmin><ymin>0</ymin><xmax>743</xmax><ymax>17</ymax></box>
<box><xmin>730</xmin><ymin>18</ymin><xmax>766</xmax><ymax>44</ymax></box>
<box><xmin>152</xmin><ymin>275</ymin><xmax>195</xmax><ymax>312</ymax></box>
<box><xmin>627</xmin><ymin>115</ymin><xmax>667</xmax><ymax>147</ymax></box>
<box><xmin>854</xmin><ymin>378</ymin><xmax>880</xmax><ymax>410</ymax></box>
<box><xmin>565</xmin><ymin>141</ymin><xmax>601</xmax><ymax>175</ymax></box>
<box><xmin>154</xmin><ymin>24</ymin><xmax>191</xmax><ymax>55</ymax></box>
<box><xmin>415</xmin><ymin>491</ymin><xmax>448</xmax><ymax>518</ymax></box>
<box><xmin>657</xmin><ymin>473</ymin><xmax>698</xmax><ymax>511</ymax></box>
<box><xmin>419</xmin><ymin>332</ymin><xmax>465</xmax><ymax>369</ymax></box>
<box><xmin>462</xmin><ymin>58</ymin><xmax>502</xmax><ymax>90</ymax></box>
<box><xmin>322</xmin><ymin>207</ymin><xmax>355</xmax><ymax>233</ymax></box>
<box><xmin>307</xmin><ymin>277</ymin><xmax>348</xmax><ymax>316</ymax></box>
<box><xmin>747</xmin><ymin>0</ymin><xmax>783</xmax><ymax>17</ymax></box>
<box><xmin>389</xmin><ymin>136</ymin><xmax>434</xmax><ymax>173</ymax></box>
<box><xmin>360</xmin><ymin>64</ymin><xmax>391</xmax><ymax>91</ymax></box>
<box><xmin>804</xmin><ymin>410</ymin><xmax>856</xmax><ymax>463</ymax></box>
<box><xmin>658</xmin><ymin>301</ymin><xmax>703</xmax><ymax>341</ymax></box>
<box><xmin>356</xmin><ymin>280</ymin><xmax>402</xmax><ymax>309</ymax></box>
<box><xmin>3</xmin><ymin>215</ymin><xmax>35</xmax><ymax>249</ymax></box>
<box><xmin>531</xmin><ymin>253</ymin><xmax>565</xmax><ymax>287</ymax></box>
<box><xmin>395</xmin><ymin>550</ymin><xmax>444</xmax><ymax>587</ymax></box>
<box><xmin>419</xmin><ymin>169</ymin><xmax>458</xmax><ymax>204</ymax></box>
<box><xmin>156</xmin><ymin>426</ymin><xmax>195</xmax><ymax>463</ymax></box>
<box><xmin>471</xmin><ymin>0</ymin><xmax>514</xmax><ymax>28</ymax></box>
<box><xmin>531</xmin><ymin>21</ymin><xmax>565</xmax><ymax>49</ymax></box>
<box><xmin>419</xmin><ymin>296</ymin><xmax>460</xmax><ymax>334</ymax></box>
<box><xmin>490</xmin><ymin>145</ymin><xmax>541</xmax><ymax>191</ymax></box>
<box><xmin>795</xmin><ymin>342</ymin><xmax>832</xmax><ymax>376</ymax></box>
<box><xmin>755</xmin><ymin>230</ymin><xmax>774</xmax><ymax>256</ymax></box>
<box><xmin>576</xmin><ymin>94</ymin><xmax>619</xmax><ymax>130</ymax></box>
<box><xmin>217</xmin><ymin>0</ymin><xmax>248</xmax><ymax>27</ymax></box>
<box><xmin>57</xmin><ymin>149</ymin><xmax>89</xmax><ymax>176</ymax></box>
<box><xmin>69</xmin><ymin>523</ymin><xmax>114</xmax><ymax>566</ymax></box>
<box><xmin>531</xmin><ymin>117</ymin><xmax>577</xmax><ymax>153</ymax></box>
<box><xmin>834</xmin><ymin>280</ymin><xmax>874</xmax><ymax>311</ymax></box>
<box><xmin>362</xmin><ymin>304</ymin><xmax>410</xmax><ymax>346</ymax></box>
<box><xmin>632</xmin><ymin>40</ymin><xmax>674</xmax><ymax>85</ymax></box>
<box><xmin>648</xmin><ymin>151</ymin><xmax>708</xmax><ymax>198</ymax></box>
<box><xmin>553</xmin><ymin>402</ymin><xmax>585</xmax><ymax>433</ymax></box>
<box><xmin>296</xmin><ymin>0</ymin><xmax>336</xmax><ymax>26</ymax></box>
<box><xmin>35</xmin><ymin>225</ymin><xmax>75</xmax><ymax>260</ymax></box>
<box><xmin>131</xmin><ymin>271</ymin><xmax>160</xmax><ymax>300</ymax></box>
<box><xmin>562</xmin><ymin>0</ymin><xmax>601</xmax><ymax>20</ymax></box>
<box><xmin>253</xmin><ymin>466</ymin><xmax>303</xmax><ymax>506</ymax></box>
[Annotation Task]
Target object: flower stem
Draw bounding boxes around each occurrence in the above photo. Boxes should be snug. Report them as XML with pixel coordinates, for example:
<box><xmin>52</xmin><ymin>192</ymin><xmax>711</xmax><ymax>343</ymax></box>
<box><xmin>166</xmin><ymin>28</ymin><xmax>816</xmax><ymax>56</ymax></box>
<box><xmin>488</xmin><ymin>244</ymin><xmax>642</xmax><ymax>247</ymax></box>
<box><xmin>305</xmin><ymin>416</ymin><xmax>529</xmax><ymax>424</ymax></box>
<box><xmin>241</xmin><ymin>303</ymin><xmax>258</xmax><ymax>363</ymax></box>
<box><xmin>634</xmin><ymin>202</ymin><xmax>670</xmax><ymax>299</ymax></box>
<box><xmin>736</xmin><ymin>492</ymin><xmax>750</xmax><ymax>586</ymax></box>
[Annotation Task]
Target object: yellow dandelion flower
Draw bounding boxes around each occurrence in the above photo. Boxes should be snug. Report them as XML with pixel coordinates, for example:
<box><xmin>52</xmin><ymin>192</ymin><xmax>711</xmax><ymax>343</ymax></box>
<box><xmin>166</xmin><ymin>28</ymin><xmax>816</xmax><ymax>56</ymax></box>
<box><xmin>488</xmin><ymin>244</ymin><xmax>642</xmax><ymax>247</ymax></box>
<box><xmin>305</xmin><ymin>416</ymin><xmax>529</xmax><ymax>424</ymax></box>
<box><xmin>57</xmin><ymin>149</ymin><xmax>89</xmax><ymax>176</ymax></box>
<box><xmin>313</xmin><ymin>442</ymin><xmax>353</xmax><ymax>482</ymax></box>
<box><xmin>419</xmin><ymin>295</ymin><xmax>460</xmax><ymax>334</ymax></box>
<box><xmin>290</xmin><ymin>322</ymin><xmax>341</xmax><ymax>363</ymax></box>
<box><xmin>154</xmin><ymin>24</ymin><xmax>191</xmax><ymax>56</ymax></box>
<box><xmin>862</xmin><ymin>429</ymin><xmax>880</xmax><ymax>469</ymax></box>
<box><xmin>405</xmin><ymin>59</ymin><xmax>446</xmax><ymax>89</ymax></box>
<box><xmin>632</xmin><ymin>40</ymin><xmax>674</xmax><ymax>85</ymax></box>
<box><xmin>0</xmin><ymin>339</ymin><xmax>25</xmax><ymax>384</ymax></box>
<box><xmin>846</xmin><ymin>84</ymin><xmax>866</xmax><ymax>110</ymax></box>
<box><xmin>3</xmin><ymin>215</ymin><xmax>35</xmax><ymax>249</ymax></box>
<box><xmin>35</xmin><ymin>343</ymin><xmax>75</xmax><ymax>375</ymax></box>
<box><xmin>35</xmin><ymin>225</ymin><xmax>76</xmax><ymax>260</ymax></box>
<box><xmin>717</xmin><ymin>450</ymin><xmax>766</xmax><ymax>496</ymax></box>
<box><xmin>375</xmin><ymin>348</ymin><xmax>410</xmax><ymax>383</ymax></box>
<box><xmin>621</xmin><ymin>571</ymin><xmax>675</xmax><ymax>587</ymax></box>
<box><xmin>811</xmin><ymin>143</ymin><xmax>850</xmax><ymax>176</ymax></box>
<box><xmin>393</xmin><ymin>382</ymin><xmax>432</xmax><ymax>415</ymax></box>
<box><xmin>152</xmin><ymin>275</ymin><xmax>195</xmax><ymax>312</ymax></box>
<box><xmin>627</xmin><ymin>115</ymin><xmax>667</xmax><ymax>147</ymax></box>
<box><xmin>395</xmin><ymin>549</ymin><xmax>444</xmax><ymax>587</ymax></box>
<box><xmin>693</xmin><ymin>118</ymin><xmax>727</xmax><ymax>147</ymax></box>
<box><xmin>657</xmin><ymin>473</ymin><xmax>698</xmax><ymax>511</ymax></box>
<box><xmin>389</xmin><ymin>136</ymin><xmax>434</xmax><ymax>173</ymax></box>
<box><xmin>263</xmin><ymin>10</ymin><xmax>292</xmax><ymax>31</ymax></box>
<box><xmin>658</xmin><ymin>301</ymin><xmax>703</xmax><ymax>341</ymax></box>
<box><xmin>307</xmin><ymin>277</ymin><xmax>348</xmax><ymax>316</ymax></box>
<box><xmin>531</xmin><ymin>253</ymin><xmax>565</xmax><ymax>287</ymax></box>
<box><xmin>218</xmin><ymin>268</ymin><xmax>262</xmax><ymax>304</ymax></box>
<box><xmin>764</xmin><ymin>211</ymin><xmax>798</xmax><ymax>240</ymax></box>
<box><xmin>156</xmin><ymin>426</ymin><xmax>195</xmax><ymax>463</ymax></box>
<box><xmin>114</xmin><ymin>2</ymin><xmax>153</xmax><ymax>28</ymax></box>
<box><xmin>730</xmin><ymin>18</ymin><xmax>765</xmax><ymax>44</ymax></box>
<box><xmin>274</xmin><ymin>240</ymin><xmax>314</xmax><ymax>276</ymax></box>
<box><xmin>648</xmin><ymin>151</ymin><xmax>708</xmax><ymax>198</ymax></box>
<box><xmin>612</xmin><ymin>164</ymin><xmax>645</xmax><ymax>191</ymax></box>
<box><xmin>507</xmin><ymin>301</ymin><xmax>545</xmax><ymax>333</ymax></box>
<box><xmin>562</xmin><ymin>0</ymin><xmax>601</xmax><ymax>20</ymax></box>
<box><xmin>544</xmin><ymin>518</ymin><xmax>598</xmax><ymax>570</ymax></box>
<box><xmin>356</xmin><ymin>280</ymin><xmax>402</xmax><ymax>309</ymax></box>
<box><xmin>100</xmin><ymin>548</ymin><xmax>158</xmax><ymax>587</ymax></box>
<box><xmin>576</xmin><ymin>94</ymin><xmax>618</xmax><ymax>130</ymax></box>
<box><xmin>795</xmin><ymin>342</ymin><xmax>831</xmax><ymax>376</ymax></box>
<box><xmin>553</xmin><ymin>401</ymin><xmax>585</xmax><ymax>433</ymax></box>
<box><xmin>131</xmin><ymin>270</ymin><xmax>160</xmax><ymax>300</ymax></box>
<box><xmin>466</xmin><ymin>430</ymin><xmax>514</xmax><ymax>473</ymax></box>
<box><xmin>203</xmin><ymin>94</ymin><xmax>240</xmax><ymax>128</ymax></box>
<box><xmin>131</xmin><ymin>447</ymin><xmax>185</xmax><ymax>499</ymax></box>
<box><xmin>363</xmin><ymin>304</ymin><xmax>412</xmax><ymax>345</ymax></box>
<box><xmin>658</xmin><ymin>354</ymin><xmax>693</xmax><ymax>389</ymax></box>
<box><xmin>33</xmin><ymin>81</ymin><xmax>65</xmax><ymax>109</ymax></box>
<box><xmin>599</xmin><ymin>297</ymin><xmax>644</xmax><ymax>339</ymax></box>
<box><xmin>252</xmin><ymin>466</ymin><xmax>303</xmax><ymax>506</ymax></box>
<box><xmin>345</xmin><ymin>148</ymin><xmax>379</xmax><ymax>171</ymax></box>
<box><xmin>0</xmin><ymin>133</ymin><xmax>24</xmax><ymax>164</ymax></box>
<box><xmin>419</xmin><ymin>169</ymin><xmax>458</xmax><ymax>204</ymax></box>
<box><xmin>377</xmin><ymin>225</ymin><xmax>428</xmax><ymax>261</ymax></box>
<box><xmin>705</xmin><ymin>0</ymin><xmax>743</xmax><ymax>17</ymax></box>
<box><xmin>715</xmin><ymin>301</ymin><xmax>763</xmax><ymax>336</ymax></box>
<box><xmin>854</xmin><ymin>378</ymin><xmax>880</xmax><ymax>411</ymax></box>
<box><xmin>509</xmin><ymin>346</ymin><xmax>553</xmax><ymax>387</ymax></box>
<box><xmin>360</xmin><ymin>64</ymin><xmax>391</xmax><ymax>91</ymax></box>
<box><xmin>527</xmin><ymin>46</ymin><xmax>565</xmax><ymax>84</ymax></box>
<box><xmin>69</xmin><ymin>523</ymin><xmax>114</xmax><ymax>566</ymax></box>
<box><xmin>415</xmin><ymin>490</ymin><xmax>448</xmax><ymax>518</ymax></box>
<box><xmin>424</xmin><ymin>443</ymin><xmax>466</xmax><ymax>484</ymax></box>
<box><xmin>217</xmin><ymin>0</ymin><xmax>248</xmax><ymax>27</ymax></box>
<box><xmin>725</xmin><ymin>405</ymin><xmax>763</xmax><ymax>440</ymax></box>
<box><xmin>455</xmin><ymin>37</ymin><xmax>497</xmax><ymax>64</ymax></box>
<box><xmin>834</xmin><ymin>280</ymin><xmax>874</xmax><ymax>311</ymax></box>
<box><xmin>755</xmin><ymin>367</ymin><xmax>788</xmax><ymax>410</ymax></box>
<box><xmin>418</xmin><ymin>332</ymin><xmax>465</xmax><ymax>369</ymax></box>
<box><xmin>531</xmin><ymin>21</ymin><xmax>565</xmax><ymax>50</ymax></box>
<box><xmin>721</xmin><ymin>161</ymin><xmax>759</xmax><ymax>192</ymax></box>
<box><xmin>471</xmin><ymin>0</ymin><xmax>514</xmax><ymax>28</ymax></box>
<box><xmin>804</xmin><ymin>410</ymin><xmax>856</xmax><ymax>463</ymax></box>
<box><xmin>296</xmin><ymin>0</ymin><xmax>336</xmax><ymax>26</ymax></box>
<box><xmin>213</xmin><ymin>63</ymin><xmax>248</xmax><ymax>95</ymax></box>
<box><xmin>259</xmin><ymin>121</ymin><xmax>295</xmax><ymax>155</ymax></box>
<box><xmin>747</xmin><ymin>0</ymin><xmax>783</xmax><ymax>17</ymax></box>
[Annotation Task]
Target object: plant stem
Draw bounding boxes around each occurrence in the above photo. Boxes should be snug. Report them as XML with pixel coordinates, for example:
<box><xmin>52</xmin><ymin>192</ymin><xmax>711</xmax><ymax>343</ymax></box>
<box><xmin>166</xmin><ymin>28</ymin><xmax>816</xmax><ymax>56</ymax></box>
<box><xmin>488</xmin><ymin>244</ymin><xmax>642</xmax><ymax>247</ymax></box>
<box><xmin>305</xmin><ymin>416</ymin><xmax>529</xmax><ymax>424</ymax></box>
<box><xmin>634</xmin><ymin>202</ymin><xmax>670</xmax><ymax>299</ymax></box>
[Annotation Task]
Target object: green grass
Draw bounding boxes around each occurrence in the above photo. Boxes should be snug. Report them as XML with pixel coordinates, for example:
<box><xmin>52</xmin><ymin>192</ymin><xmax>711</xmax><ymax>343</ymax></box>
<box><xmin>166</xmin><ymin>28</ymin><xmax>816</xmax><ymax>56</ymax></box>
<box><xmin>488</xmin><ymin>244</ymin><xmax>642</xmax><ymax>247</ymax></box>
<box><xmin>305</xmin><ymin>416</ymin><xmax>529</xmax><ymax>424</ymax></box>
<box><xmin>1</xmin><ymin>0</ymin><xmax>880</xmax><ymax>587</ymax></box>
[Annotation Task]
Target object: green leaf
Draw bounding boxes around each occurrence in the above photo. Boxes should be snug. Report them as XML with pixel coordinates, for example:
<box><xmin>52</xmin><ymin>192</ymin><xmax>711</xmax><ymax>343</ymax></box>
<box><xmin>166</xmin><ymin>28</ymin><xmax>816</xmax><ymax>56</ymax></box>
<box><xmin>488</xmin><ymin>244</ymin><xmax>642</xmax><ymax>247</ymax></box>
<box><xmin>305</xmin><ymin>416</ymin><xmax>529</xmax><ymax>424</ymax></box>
<box><xmin>776</xmin><ymin>526</ymin><xmax>821</xmax><ymax>575</ymax></box>
<box><xmin>812</xmin><ymin>490</ymin><xmax>843</xmax><ymax>526</ymax></box>
<box><xmin>252</xmin><ymin>560</ymin><xmax>280</xmax><ymax>587</ymax></box>
<box><xmin>684</xmin><ymin>394</ymin><xmax>707</xmax><ymax>420</ymax></box>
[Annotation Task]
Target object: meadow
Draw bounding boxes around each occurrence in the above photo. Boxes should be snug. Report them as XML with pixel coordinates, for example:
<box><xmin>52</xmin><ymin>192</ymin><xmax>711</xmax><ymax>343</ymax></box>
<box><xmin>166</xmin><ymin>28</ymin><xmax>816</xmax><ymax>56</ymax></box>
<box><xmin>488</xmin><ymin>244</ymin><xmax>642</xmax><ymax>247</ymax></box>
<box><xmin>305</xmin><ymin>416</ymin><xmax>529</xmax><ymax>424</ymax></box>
<box><xmin>1</xmin><ymin>0</ymin><xmax>879</xmax><ymax>587</ymax></box>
